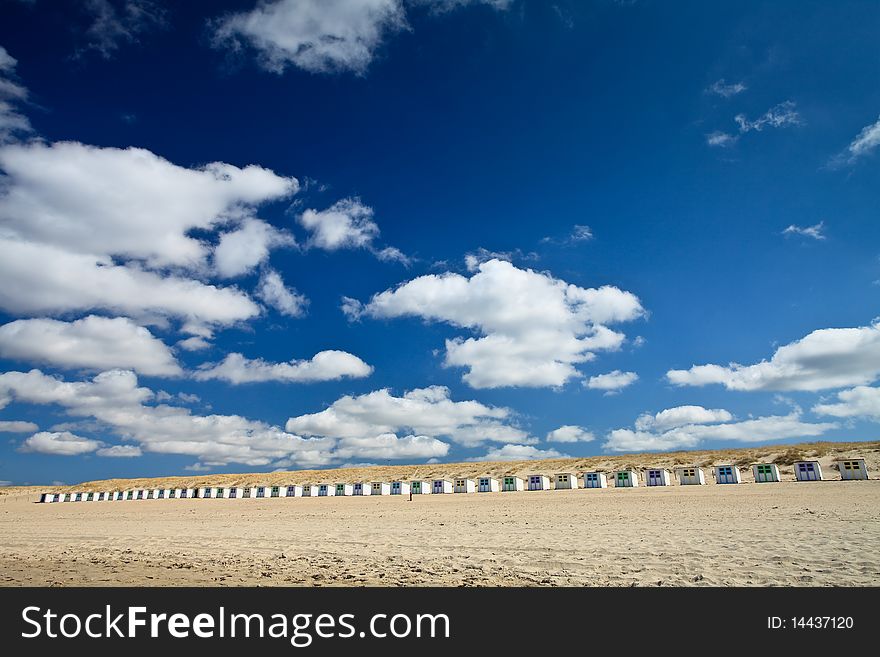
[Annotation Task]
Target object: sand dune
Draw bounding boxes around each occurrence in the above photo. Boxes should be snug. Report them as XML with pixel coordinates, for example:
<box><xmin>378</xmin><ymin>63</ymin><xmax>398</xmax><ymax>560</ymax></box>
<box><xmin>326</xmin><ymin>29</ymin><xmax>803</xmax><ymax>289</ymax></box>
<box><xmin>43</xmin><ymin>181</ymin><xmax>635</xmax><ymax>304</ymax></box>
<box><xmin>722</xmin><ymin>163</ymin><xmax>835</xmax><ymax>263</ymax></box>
<box><xmin>0</xmin><ymin>441</ymin><xmax>878</xmax><ymax>587</ymax></box>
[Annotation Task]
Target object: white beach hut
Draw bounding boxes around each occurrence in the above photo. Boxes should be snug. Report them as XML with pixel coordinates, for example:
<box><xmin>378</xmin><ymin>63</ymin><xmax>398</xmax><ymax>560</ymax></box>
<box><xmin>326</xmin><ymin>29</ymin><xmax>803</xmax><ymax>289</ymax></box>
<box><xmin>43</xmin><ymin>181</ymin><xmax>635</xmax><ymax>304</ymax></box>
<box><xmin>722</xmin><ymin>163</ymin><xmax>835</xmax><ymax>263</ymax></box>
<box><xmin>371</xmin><ymin>481</ymin><xmax>391</xmax><ymax>496</ymax></box>
<box><xmin>39</xmin><ymin>493</ymin><xmax>51</xmax><ymax>503</ymax></box>
<box><xmin>794</xmin><ymin>461</ymin><xmax>823</xmax><ymax>482</ymax></box>
<box><xmin>335</xmin><ymin>483</ymin><xmax>353</xmax><ymax>496</ymax></box>
<box><xmin>254</xmin><ymin>485</ymin><xmax>268</xmax><ymax>498</ymax></box>
<box><xmin>238</xmin><ymin>486</ymin><xmax>253</xmax><ymax>499</ymax></box>
<box><xmin>200</xmin><ymin>487</ymin><xmax>214</xmax><ymax>499</ymax></box>
<box><xmin>677</xmin><ymin>467</ymin><xmax>706</xmax><ymax>485</ymax></box>
<box><xmin>112</xmin><ymin>491</ymin><xmax>124</xmax><ymax>501</ymax></box>
<box><xmin>285</xmin><ymin>485</ymin><xmax>303</xmax><ymax>498</ymax></box>
<box><xmin>752</xmin><ymin>463</ymin><xmax>780</xmax><ymax>483</ymax></box>
<box><xmin>502</xmin><ymin>476</ymin><xmax>525</xmax><ymax>491</ymax></box>
<box><xmin>305</xmin><ymin>484</ymin><xmax>319</xmax><ymax>497</ymax></box>
<box><xmin>94</xmin><ymin>492</ymin><xmax>105</xmax><ymax>501</ymax></box>
<box><xmin>432</xmin><ymin>479</ymin><xmax>454</xmax><ymax>494</ymax></box>
<box><xmin>613</xmin><ymin>470</ymin><xmax>639</xmax><ymax>487</ymax></box>
<box><xmin>318</xmin><ymin>484</ymin><xmax>336</xmax><ymax>496</ymax></box>
<box><xmin>714</xmin><ymin>465</ymin><xmax>742</xmax><ymax>484</ymax></box>
<box><xmin>410</xmin><ymin>480</ymin><xmax>432</xmax><ymax>494</ymax></box>
<box><xmin>645</xmin><ymin>469</ymin><xmax>672</xmax><ymax>487</ymax></box>
<box><xmin>478</xmin><ymin>476</ymin><xmax>500</xmax><ymax>492</ymax></box>
<box><xmin>183</xmin><ymin>488</ymin><xmax>197</xmax><ymax>499</ymax></box>
<box><xmin>151</xmin><ymin>489</ymin><xmax>164</xmax><ymax>500</ymax></box>
<box><xmin>554</xmin><ymin>473</ymin><xmax>579</xmax><ymax>490</ymax></box>
<box><xmin>528</xmin><ymin>474</ymin><xmax>551</xmax><ymax>491</ymax></box>
<box><xmin>353</xmin><ymin>482</ymin><xmax>371</xmax><ymax>496</ymax></box>
<box><xmin>216</xmin><ymin>487</ymin><xmax>231</xmax><ymax>499</ymax></box>
<box><xmin>454</xmin><ymin>478</ymin><xmax>476</xmax><ymax>493</ymax></box>
<box><xmin>582</xmin><ymin>472</ymin><xmax>608</xmax><ymax>488</ymax></box>
<box><xmin>225</xmin><ymin>487</ymin><xmax>239</xmax><ymax>499</ymax></box>
<box><xmin>838</xmin><ymin>459</ymin><xmax>869</xmax><ymax>480</ymax></box>
<box><xmin>391</xmin><ymin>481</ymin><xmax>410</xmax><ymax>495</ymax></box>
<box><xmin>267</xmin><ymin>485</ymin><xmax>281</xmax><ymax>498</ymax></box>
<box><xmin>166</xmin><ymin>488</ymin><xmax>178</xmax><ymax>499</ymax></box>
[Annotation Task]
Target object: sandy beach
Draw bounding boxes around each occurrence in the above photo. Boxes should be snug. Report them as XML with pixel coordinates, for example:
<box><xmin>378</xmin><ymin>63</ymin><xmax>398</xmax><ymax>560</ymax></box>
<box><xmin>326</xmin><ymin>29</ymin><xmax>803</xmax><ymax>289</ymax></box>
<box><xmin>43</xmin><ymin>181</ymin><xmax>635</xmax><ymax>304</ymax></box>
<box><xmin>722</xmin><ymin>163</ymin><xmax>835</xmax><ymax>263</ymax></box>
<box><xmin>1</xmin><ymin>467</ymin><xmax>878</xmax><ymax>587</ymax></box>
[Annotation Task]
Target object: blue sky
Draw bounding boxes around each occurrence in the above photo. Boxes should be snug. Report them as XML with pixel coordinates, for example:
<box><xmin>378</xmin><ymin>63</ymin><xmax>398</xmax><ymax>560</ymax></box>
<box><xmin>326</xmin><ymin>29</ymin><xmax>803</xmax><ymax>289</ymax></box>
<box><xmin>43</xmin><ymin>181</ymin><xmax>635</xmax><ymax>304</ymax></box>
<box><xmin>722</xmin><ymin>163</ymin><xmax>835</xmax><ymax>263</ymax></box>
<box><xmin>0</xmin><ymin>0</ymin><xmax>878</xmax><ymax>485</ymax></box>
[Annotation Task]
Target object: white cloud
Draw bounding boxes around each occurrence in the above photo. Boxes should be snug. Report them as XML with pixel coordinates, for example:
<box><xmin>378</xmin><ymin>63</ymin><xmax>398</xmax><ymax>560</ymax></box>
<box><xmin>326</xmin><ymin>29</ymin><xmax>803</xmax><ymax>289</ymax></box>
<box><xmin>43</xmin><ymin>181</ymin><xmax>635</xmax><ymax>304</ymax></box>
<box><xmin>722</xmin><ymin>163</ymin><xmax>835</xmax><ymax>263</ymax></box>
<box><xmin>706</xmin><ymin>79</ymin><xmax>747</xmax><ymax>98</ymax></box>
<box><xmin>735</xmin><ymin>101</ymin><xmax>801</xmax><ymax>133</ymax></box>
<box><xmin>604</xmin><ymin>409</ymin><xmax>835</xmax><ymax>453</ymax></box>
<box><xmin>20</xmin><ymin>431</ymin><xmax>102</xmax><ymax>456</ymax></box>
<box><xmin>95</xmin><ymin>444</ymin><xmax>142</xmax><ymax>457</ymax></box>
<box><xmin>813</xmin><ymin>386</ymin><xmax>880</xmax><ymax>421</ymax></box>
<box><xmin>0</xmin><ymin>420</ymin><xmax>38</xmax><ymax>433</ymax></box>
<box><xmin>545</xmin><ymin>425</ymin><xmax>594</xmax><ymax>443</ymax></box>
<box><xmin>353</xmin><ymin>259</ymin><xmax>644</xmax><ymax>388</ymax></box>
<box><xmin>194</xmin><ymin>350</ymin><xmax>373</xmax><ymax>384</ymax></box>
<box><xmin>78</xmin><ymin>0</ymin><xmax>166</xmax><ymax>59</ymax></box>
<box><xmin>286</xmin><ymin>385</ymin><xmax>530</xmax><ymax>447</ymax></box>
<box><xmin>375</xmin><ymin>245</ymin><xmax>412</xmax><ymax>265</ymax></box>
<box><xmin>782</xmin><ymin>221</ymin><xmax>825</xmax><ymax>240</ymax></box>
<box><xmin>468</xmin><ymin>444</ymin><xmax>567</xmax><ymax>462</ymax></box>
<box><xmin>213</xmin><ymin>218</ymin><xmax>295</xmax><ymax>278</ymax></box>
<box><xmin>176</xmin><ymin>336</ymin><xmax>212</xmax><ymax>352</ymax></box>
<box><xmin>213</xmin><ymin>0</ymin><xmax>408</xmax><ymax>75</ymax></box>
<box><xmin>0</xmin><ymin>316</ymin><xmax>182</xmax><ymax>376</ymax></box>
<box><xmin>831</xmin><ymin>114</ymin><xmax>880</xmax><ymax>167</ymax></box>
<box><xmin>0</xmin><ymin>369</ymin><xmax>453</xmax><ymax>467</ymax></box>
<box><xmin>0</xmin><ymin>45</ymin><xmax>31</xmax><ymax>142</ymax></box>
<box><xmin>569</xmin><ymin>225</ymin><xmax>593</xmax><ymax>242</ymax></box>
<box><xmin>298</xmin><ymin>197</ymin><xmax>379</xmax><ymax>250</ymax></box>
<box><xmin>585</xmin><ymin>370</ymin><xmax>638</xmax><ymax>392</ymax></box>
<box><xmin>706</xmin><ymin>131</ymin><xmax>738</xmax><ymax>148</ymax></box>
<box><xmin>634</xmin><ymin>405</ymin><xmax>733</xmax><ymax>431</ymax></box>
<box><xmin>667</xmin><ymin>322</ymin><xmax>880</xmax><ymax>392</ymax></box>
<box><xmin>255</xmin><ymin>268</ymin><xmax>308</xmax><ymax>317</ymax></box>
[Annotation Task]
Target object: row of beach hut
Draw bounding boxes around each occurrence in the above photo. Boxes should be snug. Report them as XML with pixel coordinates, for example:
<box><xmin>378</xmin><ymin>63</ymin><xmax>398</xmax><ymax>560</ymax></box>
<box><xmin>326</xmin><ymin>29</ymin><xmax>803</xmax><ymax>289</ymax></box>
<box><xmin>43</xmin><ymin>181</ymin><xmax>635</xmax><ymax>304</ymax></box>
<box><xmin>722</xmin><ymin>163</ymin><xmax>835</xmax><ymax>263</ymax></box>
<box><xmin>38</xmin><ymin>459</ymin><xmax>870</xmax><ymax>503</ymax></box>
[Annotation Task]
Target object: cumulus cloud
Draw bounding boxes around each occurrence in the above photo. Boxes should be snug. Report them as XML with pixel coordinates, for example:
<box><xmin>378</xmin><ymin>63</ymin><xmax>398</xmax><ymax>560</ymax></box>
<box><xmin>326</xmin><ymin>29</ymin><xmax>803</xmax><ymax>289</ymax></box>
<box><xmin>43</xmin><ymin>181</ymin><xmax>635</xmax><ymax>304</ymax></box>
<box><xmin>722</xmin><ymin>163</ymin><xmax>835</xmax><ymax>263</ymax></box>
<box><xmin>468</xmin><ymin>444</ymin><xmax>567</xmax><ymax>462</ymax></box>
<box><xmin>0</xmin><ymin>316</ymin><xmax>182</xmax><ymax>376</ymax></box>
<box><xmin>95</xmin><ymin>444</ymin><xmax>142</xmax><ymax>457</ymax></box>
<box><xmin>298</xmin><ymin>197</ymin><xmax>379</xmax><ymax>250</ymax></box>
<box><xmin>213</xmin><ymin>219</ymin><xmax>295</xmax><ymax>278</ymax></box>
<box><xmin>0</xmin><ymin>45</ymin><xmax>31</xmax><ymax>142</ymax></box>
<box><xmin>213</xmin><ymin>0</ymin><xmax>408</xmax><ymax>75</ymax></box>
<box><xmin>255</xmin><ymin>268</ymin><xmax>308</xmax><ymax>317</ymax></box>
<box><xmin>813</xmin><ymin>386</ymin><xmax>880</xmax><ymax>421</ymax></box>
<box><xmin>176</xmin><ymin>336</ymin><xmax>212</xmax><ymax>352</ymax></box>
<box><xmin>20</xmin><ymin>431</ymin><xmax>102</xmax><ymax>456</ymax></box>
<box><xmin>830</xmin><ymin>114</ymin><xmax>880</xmax><ymax>167</ymax></box>
<box><xmin>194</xmin><ymin>350</ymin><xmax>373</xmax><ymax>384</ymax></box>
<box><xmin>604</xmin><ymin>408</ymin><xmax>835</xmax><ymax>453</ymax></box>
<box><xmin>667</xmin><ymin>322</ymin><xmax>880</xmax><ymax>392</ymax></box>
<box><xmin>585</xmin><ymin>370</ymin><xmax>638</xmax><ymax>393</ymax></box>
<box><xmin>0</xmin><ymin>369</ymin><xmax>449</xmax><ymax>468</ymax></box>
<box><xmin>706</xmin><ymin>79</ymin><xmax>747</xmax><ymax>98</ymax></box>
<box><xmin>734</xmin><ymin>101</ymin><xmax>801</xmax><ymax>133</ymax></box>
<box><xmin>77</xmin><ymin>0</ymin><xmax>166</xmax><ymax>59</ymax></box>
<box><xmin>351</xmin><ymin>259</ymin><xmax>644</xmax><ymax>388</ymax></box>
<box><xmin>782</xmin><ymin>221</ymin><xmax>825</xmax><ymax>240</ymax></box>
<box><xmin>545</xmin><ymin>425</ymin><xmax>594</xmax><ymax>443</ymax></box>
<box><xmin>286</xmin><ymin>385</ymin><xmax>530</xmax><ymax>448</ymax></box>
<box><xmin>0</xmin><ymin>141</ymin><xmax>300</xmax><ymax>326</ymax></box>
<box><xmin>0</xmin><ymin>420</ymin><xmax>38</xmax><ymax>433</ymax></box>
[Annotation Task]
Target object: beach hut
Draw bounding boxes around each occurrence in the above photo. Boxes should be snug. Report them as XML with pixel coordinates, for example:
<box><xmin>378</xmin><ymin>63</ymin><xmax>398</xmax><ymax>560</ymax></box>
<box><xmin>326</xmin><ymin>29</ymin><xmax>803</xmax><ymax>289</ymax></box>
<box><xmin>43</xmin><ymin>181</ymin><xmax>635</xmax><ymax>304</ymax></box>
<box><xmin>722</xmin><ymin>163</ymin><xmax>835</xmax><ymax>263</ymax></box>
<box><xmin>410</xmin><ymin>480</ymin><xmax>432</xmax><ymax>494</ymax></box>
<box><xmin>837</xmin><ymin>459</ymin><xmax>869</xmax><ymax>480</ymax></box>
<box><xmin>182</xmin><ymin>488</ymin><xmax>196</xmax><ymax>499</ymax></box>
<box><xmin>137</xmin><ymin>489</ymin><xmax>150</xmax><ymax>500</ymax></box>
<box><xmin>39</xmin><ymin>493</ymin><xmax>51</xmax><ymax>503</ymax></box>
<box><xmin>645</xmin><ymin>469</ymin><xmax>672</xmax><ymax>486</ymax></box>
<box><xmin>371</xmin><ymin>482</ymin><xmax>391</xmax><ymax>496</ymax></box>
<box><xmin>391</xmin><ymin>481</ymin><xmax>410</xmax><ymax>495</ymax></box>
<box><xmin>304</xmin><ymin>484</ymin><xmax>319</xmax><ymax>497</ymax></box>
<box><xmin>454</xmin><ymin>478</ymin><xmax>476</xmax><ymax>493</ymax></box>
<box><xmin>111</xmin><ymin>491</ymin><xmax>123</xmax><ymax>501</ymax></box>
<box><xmin>752</xmin><ymin>463</ymin><xmax>780</xmax><ymax>483</ymax></box>
<box><xmin>613</xmin><ymin>470</ymin><xmax>639</xmax><ymax>487</ymax></box>
<box><xmin>432</xmin><ymin>479</ymin><xmax>454</xmax><ymax>494</ymax></box>
<box><xmin>794</xmin><ymin>461</ymin><xmax>823</xmax><ymax>482</ymax></box>
<box><xmin>94</xmin><ymin>492</ymin><xmax>105</xmax><ymax>501</ymax></box>
<box><xmin>352</xmin><ymin>482</ymin><xmax>371</xmax><ymax>496</ymax></box>
<box><xmin>254</xmin><ymin>486</ymin><xmax>267</xmax><ymax>498</ymax></box>
<box><xmin>317</xmin><ymin>484</ymin><xmax>335</xmax><ymax>496</ymax></box>
<box><xmin>478</xmin><ymin>477</ymin><xmax>500</xmax><ymax>493</ymax></box>
<box><xmin>200</xmin><ymin>487</ymin><xmax>214</xmax><ymax>499</ymax></box>
<box><xmin>166</xmin><ymin>488</ymin><xmax>178</xmax><ymax>499</ymax></box>
<box><xmin>151</xmin><ymin>489</ymin><xmax>163</xmax><ymax>500</ymax></box>
<box><xmin>225</xmin><ymin>487</ymin><xmax>239</xmax><ymax>499</ymax></box>
<box><xmin>677</xmin><ymin>467</ymin><xmax>706</xmax><ymax>486</ymax></box>
<box><xmin>335</xmin><ymin>483</ymin><xmax>353</xmax><ymax>496</ymax></box>
<box><xmin>285</xmin><ymin>485</ymin><xmax>303</xmax><ymax>497</ymax></box>
<box><xmin>215</xmin><ymin>487</ymin><xmax>229</xmax><ymax>499</ymax></box>
<box><xmin>528</xmin><ymin>474</ymin><xmax>551</xmax><ymax>491</ymax></box>
<box><xmin>582</xmin><ymin>472</ymin><xmax>607</xmax><ymax>488</ymax></box>
<box><xmin>714</xmin><ymin>465</ymin><xmax>742</xmax><ymax>484</ymax></box>
<box><xmin>239</xmin><ymin>486</ymin><xmax>252</xmax><ymax>499</ymax></box>
<box><xmin>502</xmin><ymin>476</ymin><xmax>525</xmax><ymax>491</ymax></box>
<box><xmin>554</xmin><ymin>473</ymin><xmax>579</xmax><ymax>490</ymax></box>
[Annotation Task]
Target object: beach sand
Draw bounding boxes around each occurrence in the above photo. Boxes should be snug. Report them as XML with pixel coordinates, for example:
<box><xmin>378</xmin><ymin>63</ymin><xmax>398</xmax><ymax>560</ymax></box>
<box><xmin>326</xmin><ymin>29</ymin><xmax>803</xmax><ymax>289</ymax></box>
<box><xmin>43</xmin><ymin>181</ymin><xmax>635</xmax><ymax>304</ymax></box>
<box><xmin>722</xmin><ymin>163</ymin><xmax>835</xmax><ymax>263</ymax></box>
<box><xmin>1</xmin><ymin>478</ymin><xmax>878</xmax><ymax>587</ymax></box>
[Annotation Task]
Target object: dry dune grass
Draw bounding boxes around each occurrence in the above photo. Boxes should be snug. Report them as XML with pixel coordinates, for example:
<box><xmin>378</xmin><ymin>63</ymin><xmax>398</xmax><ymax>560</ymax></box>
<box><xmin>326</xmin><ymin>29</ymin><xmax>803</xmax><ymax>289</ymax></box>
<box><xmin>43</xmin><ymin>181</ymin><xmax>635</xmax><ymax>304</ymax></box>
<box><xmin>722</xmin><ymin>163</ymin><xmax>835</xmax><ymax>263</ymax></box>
<box><xmin>4</xmin><ymin>439</ymin><xmax>875</xmax><ymax>496</ymax></box>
